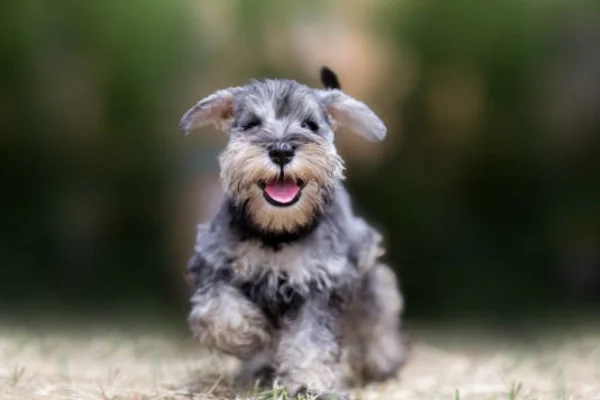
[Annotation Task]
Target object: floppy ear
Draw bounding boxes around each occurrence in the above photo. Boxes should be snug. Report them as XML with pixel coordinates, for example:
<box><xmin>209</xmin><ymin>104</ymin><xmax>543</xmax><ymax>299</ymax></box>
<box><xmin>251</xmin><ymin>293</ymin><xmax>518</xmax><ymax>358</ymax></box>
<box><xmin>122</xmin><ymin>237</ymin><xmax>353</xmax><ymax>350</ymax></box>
<box><xmin>318</xmin><ymin>89</ymin><xmax>387</xmax><ymax>141</ymax></box>
<box><xmin>179</xmin><ymin>87</ymin><xmax>241</xmax><ymax>135</ymax></box>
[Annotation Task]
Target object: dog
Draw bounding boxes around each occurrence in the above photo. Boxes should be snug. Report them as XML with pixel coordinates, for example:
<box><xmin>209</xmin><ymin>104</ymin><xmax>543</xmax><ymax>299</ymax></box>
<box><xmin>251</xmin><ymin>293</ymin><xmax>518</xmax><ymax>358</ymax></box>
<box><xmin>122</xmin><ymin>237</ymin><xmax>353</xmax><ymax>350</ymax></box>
<box><xmin>180</xmin><ymin>67</ymin><xmax>406</xmax><ymax>399</ymax></box>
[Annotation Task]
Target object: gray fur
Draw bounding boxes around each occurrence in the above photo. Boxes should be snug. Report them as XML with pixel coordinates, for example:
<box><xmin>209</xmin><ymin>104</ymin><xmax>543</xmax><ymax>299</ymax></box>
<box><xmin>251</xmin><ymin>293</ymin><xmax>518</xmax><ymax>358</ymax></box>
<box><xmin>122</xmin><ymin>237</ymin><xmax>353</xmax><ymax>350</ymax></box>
<box><xmin>182</xmin><ymin>71</ymin><xmax>405</xmax><ymax>398</ymax></box>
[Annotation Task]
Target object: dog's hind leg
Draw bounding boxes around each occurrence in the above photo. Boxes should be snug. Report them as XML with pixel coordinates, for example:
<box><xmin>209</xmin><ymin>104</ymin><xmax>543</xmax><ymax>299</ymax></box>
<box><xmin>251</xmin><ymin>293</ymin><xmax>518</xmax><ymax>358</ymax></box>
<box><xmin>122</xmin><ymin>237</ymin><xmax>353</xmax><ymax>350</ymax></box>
<box><xmin>345</xmin><ymin>263</ymin><xmax>407</xmax><ymax>383</ymax></box>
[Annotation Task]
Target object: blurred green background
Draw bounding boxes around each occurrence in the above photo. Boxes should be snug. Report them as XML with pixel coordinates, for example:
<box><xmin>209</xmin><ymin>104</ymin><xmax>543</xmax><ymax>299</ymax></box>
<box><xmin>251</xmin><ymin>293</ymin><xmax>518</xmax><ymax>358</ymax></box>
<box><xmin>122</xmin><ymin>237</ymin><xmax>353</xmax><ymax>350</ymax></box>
<box><xmin>1</xmin><ymin>0</ymin><xmax>599</xmax><ymax>328</ymax></box>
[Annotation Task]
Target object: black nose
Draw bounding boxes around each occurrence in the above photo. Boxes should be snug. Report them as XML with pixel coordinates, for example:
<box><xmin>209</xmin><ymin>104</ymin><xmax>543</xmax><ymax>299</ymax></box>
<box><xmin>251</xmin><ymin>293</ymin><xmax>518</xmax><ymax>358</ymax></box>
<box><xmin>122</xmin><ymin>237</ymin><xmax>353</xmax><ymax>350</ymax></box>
<box><xmin>268</xmin><ymin>143</ymin><xmax>295</xmax><ymax>166</ymax></box>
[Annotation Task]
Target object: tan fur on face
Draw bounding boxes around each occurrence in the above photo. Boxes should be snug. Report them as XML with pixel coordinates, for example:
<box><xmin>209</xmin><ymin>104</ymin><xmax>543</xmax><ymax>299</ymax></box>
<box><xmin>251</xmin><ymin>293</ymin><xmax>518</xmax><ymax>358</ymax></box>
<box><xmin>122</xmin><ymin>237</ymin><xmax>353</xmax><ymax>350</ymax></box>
<box><xmin>219</xmin><ymin>137</ymin><xmax>345</xmax><ymax>233</ymax></box>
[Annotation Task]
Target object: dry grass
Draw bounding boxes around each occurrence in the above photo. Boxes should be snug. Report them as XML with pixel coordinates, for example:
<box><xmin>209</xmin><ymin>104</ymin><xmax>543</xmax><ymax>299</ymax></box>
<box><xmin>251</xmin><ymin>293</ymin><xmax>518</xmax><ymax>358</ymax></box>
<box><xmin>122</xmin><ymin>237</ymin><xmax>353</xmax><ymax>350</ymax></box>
<box><xmin>1</xmin><ymin>325</ymin><xmax>599</xmax><ymax>400</ymax></box>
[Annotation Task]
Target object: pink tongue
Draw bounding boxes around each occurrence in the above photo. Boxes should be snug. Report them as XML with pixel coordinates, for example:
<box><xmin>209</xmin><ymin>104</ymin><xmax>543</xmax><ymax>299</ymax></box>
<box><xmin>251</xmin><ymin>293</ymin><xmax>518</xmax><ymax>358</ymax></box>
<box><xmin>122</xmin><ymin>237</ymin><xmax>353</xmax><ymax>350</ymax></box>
<box><xmin>264</xmin><ymin>180</ymin><xmax>300</xmax><ymax>204</ymax></box>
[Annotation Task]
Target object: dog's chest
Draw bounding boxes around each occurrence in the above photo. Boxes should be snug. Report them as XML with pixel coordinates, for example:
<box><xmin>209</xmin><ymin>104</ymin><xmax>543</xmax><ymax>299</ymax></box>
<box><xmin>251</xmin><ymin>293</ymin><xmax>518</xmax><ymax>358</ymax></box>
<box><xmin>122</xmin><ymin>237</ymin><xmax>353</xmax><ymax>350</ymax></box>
<box><xmin>232</xmin><ymin>241</ymin><xmax>347</xmax><ymax>288</ymax></box>
<box><xmin>229</xmin><ymin>240</ymin><xmax>349</xmax><ymax>326</ymax></box>
<box><xmin>234</xmin><ymin>243</ymin><xmax>309</xmax><ymax>275</ymax></box>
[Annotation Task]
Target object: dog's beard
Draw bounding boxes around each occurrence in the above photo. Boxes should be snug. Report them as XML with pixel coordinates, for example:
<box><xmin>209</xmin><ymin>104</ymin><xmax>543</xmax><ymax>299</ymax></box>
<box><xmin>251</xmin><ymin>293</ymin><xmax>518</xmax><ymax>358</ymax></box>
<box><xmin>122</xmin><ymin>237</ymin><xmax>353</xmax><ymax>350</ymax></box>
<box><xmin>219</xmin><ymin>138</ymin><xmax>344</xmax><ymax>234</ymax></box>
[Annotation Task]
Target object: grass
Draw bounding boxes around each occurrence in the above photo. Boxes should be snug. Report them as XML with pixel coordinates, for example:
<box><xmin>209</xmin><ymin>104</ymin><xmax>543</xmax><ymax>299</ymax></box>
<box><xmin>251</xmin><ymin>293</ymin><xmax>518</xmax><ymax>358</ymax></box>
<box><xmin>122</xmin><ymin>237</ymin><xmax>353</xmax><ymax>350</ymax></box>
<box><xmin>1</xmin><ymin>324</ymin><xmax>599</xmax><ymax>400</ymax></box>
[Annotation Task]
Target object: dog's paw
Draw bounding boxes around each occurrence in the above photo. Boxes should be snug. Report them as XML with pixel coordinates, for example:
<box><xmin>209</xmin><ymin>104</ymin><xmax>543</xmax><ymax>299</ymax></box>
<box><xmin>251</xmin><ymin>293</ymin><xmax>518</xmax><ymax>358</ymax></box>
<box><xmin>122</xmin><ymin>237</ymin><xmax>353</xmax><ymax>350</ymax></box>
<box><xmin>275</xmin><ymin>378</ymin><xmax>349</xmax><ymax>400</ymax></box>
<box><xmin>359</xmin><ymin>331</ymin><xmax>407</xmax><ymax>383</ymax></box>
<box><xmin>308</xmin><ymin>390</ymin><xmax>350</xmax><ymax>400</ymax></box>
<box><xmin>301</xmin><ymin>388</ymin><xmax>350</xmax><ymax>400</ymax></box>
<box><xmin>188</xmin><ymin>286</ymin><xmax>271</xmax><ymax>359</ymax></box>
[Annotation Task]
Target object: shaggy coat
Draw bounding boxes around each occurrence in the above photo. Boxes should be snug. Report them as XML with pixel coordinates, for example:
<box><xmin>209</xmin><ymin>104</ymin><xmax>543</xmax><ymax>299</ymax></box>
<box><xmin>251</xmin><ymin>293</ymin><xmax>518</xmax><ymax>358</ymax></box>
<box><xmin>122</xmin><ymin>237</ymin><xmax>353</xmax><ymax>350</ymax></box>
<box><xmin>181</xmin><ymin>68</ymin><xmax>405</xmax><ymax>398</ymax></box>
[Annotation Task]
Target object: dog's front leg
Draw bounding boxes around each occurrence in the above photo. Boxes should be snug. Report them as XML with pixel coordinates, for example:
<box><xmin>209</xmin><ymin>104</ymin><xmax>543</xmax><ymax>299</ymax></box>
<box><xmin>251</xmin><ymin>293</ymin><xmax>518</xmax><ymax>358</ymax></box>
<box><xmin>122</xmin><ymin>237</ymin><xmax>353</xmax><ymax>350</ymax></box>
<box><xmin>187</xmin><ymin>252</ymin><xmax>272</xmax><ymax>360</ymax></box>
<box><xmin>274</xmin><ymin>296</ymin><xmax>347</xmax><ymax>399</ymax></box>
<box><xmin>188</xmin><ymin>283</ymin><xmax>272</xmax><ymax>360</ymax></box>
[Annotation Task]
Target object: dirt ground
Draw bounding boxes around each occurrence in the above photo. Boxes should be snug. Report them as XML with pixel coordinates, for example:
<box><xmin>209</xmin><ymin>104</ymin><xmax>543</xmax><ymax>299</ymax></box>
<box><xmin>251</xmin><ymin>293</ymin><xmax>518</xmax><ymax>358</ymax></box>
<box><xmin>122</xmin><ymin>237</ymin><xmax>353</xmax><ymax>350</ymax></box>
<box><xmin>1</xmin><ymin>324</ymin><xmax>599</xmax><ymax>400</ymax></box>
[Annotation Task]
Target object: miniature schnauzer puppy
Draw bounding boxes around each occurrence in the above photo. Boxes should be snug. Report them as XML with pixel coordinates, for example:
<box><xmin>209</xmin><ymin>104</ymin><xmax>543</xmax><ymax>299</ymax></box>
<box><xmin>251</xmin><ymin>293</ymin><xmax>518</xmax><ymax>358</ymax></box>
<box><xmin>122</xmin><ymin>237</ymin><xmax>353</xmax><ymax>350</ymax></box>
<box><xmin>180</xmin><ymin>67</ymin><xmax>406</xmax><ymax>398</ymax></box>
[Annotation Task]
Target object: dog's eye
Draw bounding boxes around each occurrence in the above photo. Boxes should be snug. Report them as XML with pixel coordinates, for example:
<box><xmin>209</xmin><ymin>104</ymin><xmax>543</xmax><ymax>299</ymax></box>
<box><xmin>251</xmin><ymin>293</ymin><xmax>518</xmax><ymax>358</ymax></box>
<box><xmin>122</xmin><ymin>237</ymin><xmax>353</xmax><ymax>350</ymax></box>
<box><xmin>301</xmin><ymin>119</ymin><xmax>319</xmax><ymax>132</ymax></box>
<box><xmin>240</xmin><ymin>117</ymin><xmax>262</xmax><ymax>131</ymax></box>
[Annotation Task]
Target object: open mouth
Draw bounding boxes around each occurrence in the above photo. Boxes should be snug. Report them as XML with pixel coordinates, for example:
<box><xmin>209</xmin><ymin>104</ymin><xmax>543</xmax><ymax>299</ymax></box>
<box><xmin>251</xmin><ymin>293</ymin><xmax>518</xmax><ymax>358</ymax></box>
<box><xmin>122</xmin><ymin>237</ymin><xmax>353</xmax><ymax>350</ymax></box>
<box><xmin>259</xmin><ymin>178</ymin><xmax>305</xmax><ymax>207</ymax></box>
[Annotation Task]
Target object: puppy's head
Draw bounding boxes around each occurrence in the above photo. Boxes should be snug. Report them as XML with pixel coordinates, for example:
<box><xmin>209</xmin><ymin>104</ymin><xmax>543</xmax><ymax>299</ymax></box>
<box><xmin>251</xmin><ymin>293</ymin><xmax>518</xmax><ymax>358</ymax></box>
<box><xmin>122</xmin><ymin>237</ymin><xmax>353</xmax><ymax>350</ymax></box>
<box><xmin>180</xmin><ymin>68</ymin><xmax>386</xmax><ymax>235</ymax></box>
